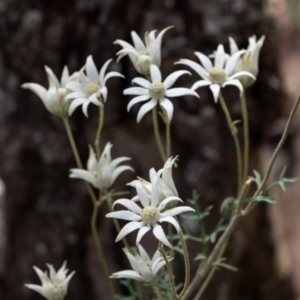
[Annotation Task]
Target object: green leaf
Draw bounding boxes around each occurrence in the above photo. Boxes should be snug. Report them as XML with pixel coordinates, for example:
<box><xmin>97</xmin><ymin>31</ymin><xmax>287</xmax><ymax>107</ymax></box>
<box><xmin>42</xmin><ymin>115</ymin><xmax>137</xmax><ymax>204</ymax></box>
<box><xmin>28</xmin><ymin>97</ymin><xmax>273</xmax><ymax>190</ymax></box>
<box><xmin>252</xmin><ymin>170</ymin><xmax>262</xmax><ymax>187</ymax></box>
<box><xmin>248</xmin><ymin>194</ymin><xmax>276</xmax><ymax>204</ymax></box>
<box><xmin>220</xmin><ymin>197</ymin><xmax>236</xmax><ymax>213</ymax></box>
<box><xmin>213</xmin><ymin>258</ymin><xmax>238</xmax><ymax>272</ymax></box>
<box><xmin>194</xmin><ymin>253</ymin><xmax>207</xmax><ymax>261</ymax></box>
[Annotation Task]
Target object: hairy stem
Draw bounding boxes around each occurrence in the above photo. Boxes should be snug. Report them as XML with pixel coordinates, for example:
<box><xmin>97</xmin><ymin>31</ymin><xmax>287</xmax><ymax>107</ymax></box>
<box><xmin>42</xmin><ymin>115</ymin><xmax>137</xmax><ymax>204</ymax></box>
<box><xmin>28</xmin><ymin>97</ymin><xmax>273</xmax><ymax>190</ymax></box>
<box><xmin>152</xmin><ymin>107</ymin><xmax>167</xmax><ymax>162</ymax></box>
<box><xmin>178</xmin><ymin>230</ymin><xmax>190</xmax><ymax>298</ymax></box>
<box><xmin>63</xmin><ymin>118</ymin><xmax>97</xmax><ymax>205</ymax></box>
<box><xmin>95</xmin><ymin>105</ymin><xmax>105</xmax><ymax>158</ymax></box>
<box><xmin>153</xmin><ymin>286</ymin><xmax>163</xmax><ymax>300</ymax></box>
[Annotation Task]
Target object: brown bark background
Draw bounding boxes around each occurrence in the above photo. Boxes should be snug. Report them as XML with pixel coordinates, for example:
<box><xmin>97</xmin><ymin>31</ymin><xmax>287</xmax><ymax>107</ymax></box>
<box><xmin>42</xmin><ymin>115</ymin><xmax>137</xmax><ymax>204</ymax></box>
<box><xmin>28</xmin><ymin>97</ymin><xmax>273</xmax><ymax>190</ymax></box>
<box><xmin>0</xmin><ymin>0</ymin><xmax>297</xmax><ymax>299</ymax></box>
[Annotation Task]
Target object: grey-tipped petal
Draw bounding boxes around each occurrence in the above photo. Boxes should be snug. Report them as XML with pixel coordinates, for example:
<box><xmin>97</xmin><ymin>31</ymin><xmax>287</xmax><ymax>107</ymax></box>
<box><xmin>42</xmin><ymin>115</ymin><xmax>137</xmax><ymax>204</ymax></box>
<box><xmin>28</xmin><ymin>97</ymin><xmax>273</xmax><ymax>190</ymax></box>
<box><xmin>124</xmin><ymin>87</ymin><xmax>149</xmax><ymax>96</ymax></box>
<box><xmin>224</xmin><ymin>50</ymin><xmax>246</xmax><ymax>75</ymax></box>
<box><xmin>110</xmin><ymin>270</ymin><xmax>143</xmax><ymax>282</ymax></box>
<box><xmin>159</xmin><ymin>98</ymin><xmax>173</xmax><ymax>122</ymax></box>
<box><xmin>86</xmin><ymin>55</ymin><xmax>99</xmax><ymax>82</ymax></box>
<box><xmin>160</xmin><ymin>216</ymin><xmax>180</xmax><ymax>232</ymax></box>
<box><xmin>150</xmin><ymin>65</ymin><xmax>162</xmax><ymax>82</ymax></box>
<box><xmin>127</xmin><ymin>95</ymin><xmax>151</xmax><ymax>112</ymax></box>
<box><xmin>113</xmin><ymin>199</ymin><xmax>142</xmax><ymax>214</ymax></box>
<box><xmin>163</xmin><ymin>70</ymin><xmax>191</xmax><ymax>89</ymax></box>
<box><xmin>136</xmin><ymin>226</ymin><xmax>151</xmax><ymax>244</ymax></box>
<box><xmin>112</xmin><ymin>166</ymin><xmax>134</xmax><ymax>185</ymax></box>
<box><xmin>194</xmin><ymin>52</ymin><xmax>213</xmax><ymax>72</ymax></box>
<box><xmin>131</xmin><ymin>31</ymin><xmax>146</xmax><ymax>51</ymax></box>
<box><xmin>99</xmin><ymin>59</ymin><xmax>112</xmax><ymax>83</ymax></box>
<box><xmin>68</xmin><ymin>98</ymin><xmax>86</xmax><ymax>115</ymax></box>
<box><xmin>106</xmin><ymin>211</ymin><xmax>141</xmax><ymax>221</ymax></box>
<box><xmin>158</xmin><ymin>196</ymin><xmax>182</xmax><ymax>211</ymax></box>
<box><xmin>137</xmin><ymin>99</ymin><xmax>157</xmax><ymax>122</ymax></box>
<box><xmin>135</xmin><ymin>181</ymin><xmax>150</xmax><ymax>208</ymax></box>
<box><xmin>222</xmin><ymin>79</ymin><xmax>243</xmax><ymax>96</ymax></box>
<box><xmin>132</xmin><ymin>77</ymin><xmax>151</xmax><ymax>88</ymax></box>
<box><xmin>176</xmin><ymin>59</ymin><xmax>209</xmax><ymax>79</ymax></box>
<box><xmin>209</xmin><ymin>84</ymin><xmax>220</xmax><ymax>103</ymax></box>
<box><xmin>160</xmin><ymin>206</ymin><xmax>195</xmax><ymax>217</ymax></box>
<box><xmin>214</xmin><ymin>44</ymin><xmax>225</xmax><ymax>68</ymax></box>
<box><xmin>191</xmin><ymin>80</ymin><xmax>211</xmax><ymax>91</ymax></box>
<box><xmin>165</xmin><ymin>88</ymin><xmax>199</xmax><ymax>98</ymax></box>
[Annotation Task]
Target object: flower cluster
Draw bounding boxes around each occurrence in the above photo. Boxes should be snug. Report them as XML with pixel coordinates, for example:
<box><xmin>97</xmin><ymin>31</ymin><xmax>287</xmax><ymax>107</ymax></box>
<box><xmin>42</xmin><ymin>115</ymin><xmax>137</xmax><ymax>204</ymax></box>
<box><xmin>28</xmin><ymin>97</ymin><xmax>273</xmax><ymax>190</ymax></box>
<box><xmin>111</xmin><ymin>245</ymin><xmax>171</xmax><ymax>282</ymax></box>
<box><xmin>25</xmin><ymin>262</ymin><xmax>75</xmax><ymax>300</ymax></box>
<box><xmin>106</xmin><ymin>157</ymin><xmax>195</xmax><ymax>248</ymax></box>
<box><xmin>70</xmin><ymin>142</ymin><xmax>133</xmax><ymax>190</ymax></box>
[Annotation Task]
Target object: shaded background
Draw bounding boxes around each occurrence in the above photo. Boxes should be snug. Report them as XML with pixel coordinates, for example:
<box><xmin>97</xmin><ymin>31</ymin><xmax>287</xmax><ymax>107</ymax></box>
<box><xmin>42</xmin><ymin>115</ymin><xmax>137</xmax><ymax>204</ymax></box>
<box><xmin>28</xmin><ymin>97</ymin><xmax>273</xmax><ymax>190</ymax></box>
<box><xmin>0</xmin><ymin>0</ymin><xmax>300</xmax><ymax>299</ymax></box>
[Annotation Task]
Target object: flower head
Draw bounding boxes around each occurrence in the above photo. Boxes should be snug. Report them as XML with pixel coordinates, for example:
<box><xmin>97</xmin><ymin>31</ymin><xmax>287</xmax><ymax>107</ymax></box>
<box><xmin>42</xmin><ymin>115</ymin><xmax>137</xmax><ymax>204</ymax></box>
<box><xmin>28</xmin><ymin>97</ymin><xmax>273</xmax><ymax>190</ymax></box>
<box><xmin>25</xmin><ymin>261</ymin><xmax>75</xmax><ymax>300</ymax></box>
<box><xmin>66</xmin><ymin>55</ymin><xmax>124</xmax><ymax>117</ymax></box>
<box><xmin>106</xmin><ymin>169</ymin><xmax>194</xmax><ymax>248</ymax></box>
<box><xmin>124</xmin><ymin>64</ymin><xmax>199</xmax><ymax>123</ymax></box>
<box><xmin>111</xmin><ymin>245</ymin><xmax>170</xmax><ymax>283</ymax></box>
<box><xmin>22</xmin><ymin>66</ymin><xmax>79</xmax><ymax>118</ymax></box>
<box><xmin>229</xmin><ymin>35</ymin><xmax>265</xmax><ymax>88</ymax></box>
<box><xmin>69</xmin><ymin>142</ymin><xmax>133</xmax><ymax>190</ymax></box>
<box><xmin>115</xmin><ymin>27</ymin><xmax>172</xmax><ymax>76</ymax></box>
<box><xmin>177</xmin><ymin>44</ymin><xmax>256</xmax><ymax>103</ymax></box>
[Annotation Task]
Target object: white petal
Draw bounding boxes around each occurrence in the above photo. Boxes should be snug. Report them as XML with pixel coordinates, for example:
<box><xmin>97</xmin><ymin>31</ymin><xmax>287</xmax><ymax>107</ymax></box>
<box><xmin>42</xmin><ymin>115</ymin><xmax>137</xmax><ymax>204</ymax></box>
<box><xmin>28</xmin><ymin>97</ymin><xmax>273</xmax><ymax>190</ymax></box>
<box><xmin>115</xmin><ymin>221</ymin><xmax>143</xmax><ymax>242</ymax></box>
<box><xmin>106</xmin><ymin>210</ymin><xmax>141</xmax><ymax>221</ymax></box>
<box><xmin>137</xmin><ymin>244</ymin><xmax>151</xmax><ymax>261</ymax></box>
<box><xmin>165</xmin><ymin>88</ymin><xmax>199</xmax><ymax>98</ymax></box>
<box><xmin>191</xmin><ymin>80</ymin><xmax>211</xmax><ymax>91</ymax></box>
<box><xmin>103</xmin><ymin>71</ymin><xmax>124</xmax><ymax>86</ymax></box>
<box><xmin>209</xmin><ymin>84</ymin><xmax>221</xmax><ymax>103</ymax></box>
<box><xmin>66</xmin><ymin>82</ymin><xmax>84</xmax><ymax>92</ymax></box>
<box><xmin>152</xmin><ymin>224</ymin><xmax>172</xmax><ymax>248</ymax></box>
<box><xmin>98</xmin><ymin>86</ymin><xmax>108</xmax><ymax>103</ymax></box>
<box><xmin>157</xmin><ymin>196</ymin><xmax>182</xmax><ymax>211</ymax></box>
<box><xmin>150</xmin><ymin>65</ymin><xmax>162</xmax><ymax>82</ymax></box>
<box><xmin>229</xmin><ymin>37</ymin><xmax>239</xmax><ymax>55</ymax></box>
<box><xmin>152</xmin><ymin>260</ymin><xmax>167</xmax><ymax>275</ymax></box>
<box><xmin>68</xmin><ymin>98</ymin><xmax>85</xmax><ymax>115</ymax></box>
<box><xmin>159</xmin><ymin>98</ymin><xmax>173</xmax><ymax>122</ymax></box>
<box><xmin>132</xmin><ymin>77</ymin><xmax>151</xmax><ymax>88</ymax></box>
<box><xmin>21</xmin><ymin>83</ymin><xmax>47</xmax><ymax>102</ymax></box>
<box><xmin>86</xmin><ymin>55</ymin><xmax>99</xmax><ymax>82</ymax></box>
<box><xmin>214</xmin><ymin>44</ymin><xmax>225</xmax><ymax>68</ymax></box>
<box><xmin>45</xmin><ymin>66</ymin><xmax>60</xmax><ymax>88</ymax></box>
<box><xmin>111</xmin><ymin>270</ymin><xmax>143</xmax><ymax>281</ymax></box>
<box><xmin>160</xmin><ymin>216</ymin><xmax>180</xmax><ymax>232</ymax></box>
<box><xmin>82</xmin><ymin>100</ymin><xmax>90</xmax><ymax>117</ymax></box>
<box><xmin>127</xmin><ymin>95</ymin><xmax>151</xmax><ymax>112</ymax></box>
<box><xmin>222</xmin><ymin>79</ymin><xmax>243</xmax><ymax>95</ymax></box>
<box><xmin>163</xmin><ymin>70</ymin><xmax>191</xmax><ymax>89</ymax></box>
<box><xmin>224</xmin><ymin>50</ymin><xmax>246</xmax><ymax>75</ymax></box>
<box><xmin>111</xmin><ymin>157</ymin><xmax>131</xmax><ymax>169</ymax></box>
<box><xmin>136</xmin><ymin>226</ymin><xmax>151</xmax><ymax>244</ymax></box>
<box><xmin>69</xmin><ymin>169</ymin><xmax>97</xmax><ymax>186</ymax></box>
<box><xmin>136</xmin><ymin>181</ymin><xmax>150</xmax><ymax>208</ymax></box>
<box><xmin>131</xmin><ymin>31</ymin><xmax>146</xmax><ymax>51</ymax></box>
<box><xmin>124</xmin><ymin>87</ymin><xmax>149</xmax><ymax>96</ymax></box>
<box><xmin>160</xmin><ymin>206</ymin><xmax>195</xmax><ymax>217</ymax></box>
<box><xmin>150</xmin><ymin>173</ymin><xmax>160</xmax><ymax>207</ymax></box>
<box><xmin>194</xmin><ymin>52</ymin><xmax>213</xmax><ymax>71</ymax></box>
<box><xmin>137</xmin><ymin>99</ymin><xmax>157</xmax><ymax>122</ymax></box>
<box><xmin>176</xmin><ymin>59</ymin><xmax>209</xmax><ymax>79</ymax></box>
<box><xmin>113</xmin><ymin>199</ymin><xmax>142</xmax><ymax>214</ymax></box>
<box><xmin>111</xmin><ymin>166</ymin><xmax>134</xmax><ymax>184</ymax></box>
<box><xmin>65</xmin><ymin>91</ymin><xmax>85</xmax><ymax>100</ymax></box>
<box><xmin>228</xmin><ymin>71</ymin><xmax>256</xmax><ymax>80</ymax></box>
<box><xmin>99</xmin><ymin>59</ymin><xmax>112</xmax><ymax>83</ymax></box>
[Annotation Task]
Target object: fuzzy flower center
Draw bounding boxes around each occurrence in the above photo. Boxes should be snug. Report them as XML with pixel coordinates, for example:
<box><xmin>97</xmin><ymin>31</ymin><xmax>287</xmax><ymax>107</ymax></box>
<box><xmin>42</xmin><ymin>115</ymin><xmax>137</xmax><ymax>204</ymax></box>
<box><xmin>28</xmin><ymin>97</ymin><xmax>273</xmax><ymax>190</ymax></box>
<box><xmin>141</xmin><ymin>206</ymin><xmax>160</xmax><ymax>226</ymax></box>
<box><xmin>139</xmin><ymin>49</ymin><xmax>149</xmax><ymax>56</ymax></box>
<box><xmin>85</xmin><ymin>82</ymin><xmax>101</xmax><ymax>97</ymax></box>
<box><xmin>208</xmin><ymin>67</ymin><xmax>227</xmax><ymax>84</ymax></box>
<box><xmin>149</xmin><ymin>82</ymin><xmax>165</xmax><ymax>99</ymax></box>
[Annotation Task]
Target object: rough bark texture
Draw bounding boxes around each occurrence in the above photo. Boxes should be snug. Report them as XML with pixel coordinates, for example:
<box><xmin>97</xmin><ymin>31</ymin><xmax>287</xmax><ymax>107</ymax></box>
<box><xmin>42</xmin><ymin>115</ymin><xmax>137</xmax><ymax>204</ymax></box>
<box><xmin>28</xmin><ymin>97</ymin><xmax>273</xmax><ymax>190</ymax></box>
<box><xmin>0</xmin><ymin>0</ymin><xmax>295</xmax><ymax>299</ymax></box>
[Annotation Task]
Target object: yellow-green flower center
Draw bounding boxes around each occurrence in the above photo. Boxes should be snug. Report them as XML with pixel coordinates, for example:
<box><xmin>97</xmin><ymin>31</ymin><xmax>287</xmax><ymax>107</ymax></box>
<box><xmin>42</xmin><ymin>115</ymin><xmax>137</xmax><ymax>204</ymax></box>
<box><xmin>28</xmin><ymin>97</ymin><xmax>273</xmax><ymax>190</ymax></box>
<box><xmin>141</xmin><ymin>206</ymin><xmax>160</xmax><ymax>226</ymax></box>
<box><xmin>85</xmin><ymin>82</ymin><xmax>100</xmax><ymax>97</ymax></box>
<box><xmin>149</xmin><ymin>82</ymin><xmax>165</xmax><ymax>99</ymax></box>
<box><xmin>208</xmin><ymin>67</ymin><xmax>227</xmax><ymax>84</ymax></box>
<box><xmin>138</xmin><ymin>49</ymin><xmax>149</xmax><ymax>56</ymax></box>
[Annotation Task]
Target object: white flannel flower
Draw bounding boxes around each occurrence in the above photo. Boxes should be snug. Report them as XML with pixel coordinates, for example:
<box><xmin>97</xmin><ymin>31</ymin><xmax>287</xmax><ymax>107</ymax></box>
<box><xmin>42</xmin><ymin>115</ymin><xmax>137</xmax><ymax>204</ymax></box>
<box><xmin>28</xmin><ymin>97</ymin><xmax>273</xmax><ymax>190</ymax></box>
<box><xmin>106</xmin><ymin>172</ymin><xmax>195</xmax><ymax>248</ymax></box>
<box><xmin>111</xmin><ymin>245</ymin><xmax>170</xmax><ymax>283</ymax></box>
<box><xmin>177</xmin><ymin>44</ymin><xmax>256</xmax><ymax>103</ymax></box>
<box><xmin>25</xmin><ymin>261</ymin><xmax>75</xmax><ymax>300</ymax></box>
<box><xmin>66</xmin><ymin>55</ymin><xmax>124</xmax><ymax>117</ymax></box>
<box><xmin>115</xmin><ymin>26</ymin><xmax>172</xmax><ymax>76</ymax></box>
<box><xmin>124</xmin><ymin>64</ymin><xmax>199</xmax><ymax>123</ymax></box>
<box><xmin>22</xmin><ymin>66</ymin><xmax>79</xmax><ymax>118</ymax></box>
<box><xmin>69</xmin><ymin>142</ymin><xmax>133</xmax><ymax>190</ymax></box>
<box><xmin>229</xmin><ymin>35</ymin><xmax>265</xmax><ymax>88</ymax></box>
<box><xmin>129</xmin><ymin>156</ymin><xmax>178</xmax><ymax>202</ymax></box>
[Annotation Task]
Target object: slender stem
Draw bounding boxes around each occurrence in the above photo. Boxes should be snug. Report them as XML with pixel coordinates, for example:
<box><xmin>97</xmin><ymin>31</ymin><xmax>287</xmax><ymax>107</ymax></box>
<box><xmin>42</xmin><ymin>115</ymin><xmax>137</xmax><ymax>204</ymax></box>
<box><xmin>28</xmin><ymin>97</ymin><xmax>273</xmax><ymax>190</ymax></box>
<box><xmin>95</xmin><ymin>105</ymin><xmax>105</xmax><ymax>158</ymax></box>
<box><xmin>219</xmin><ymin>93</ymin><xmax>243</xmax><ymax>195</ymax></box>
<box><xmin>91</xmin><ymin>199</ymin><xmax>114</xmax><ymax>300</ymax></box>
<box><xmin>178</xmin><ymin>230</ymin><xmax>190</xmax><ymax>298</ymax></box>
<box><xmin>158</xmin><ymin>243</ymin><xmax>177</xmax><ymax>299</ymax></box>
<box><xmin>240</xmin><ymin>92</ymin><xmax>249</xmax><ymax>185</ymax></box>
<box><xmin>63</xmin><ymin>118</ymin><xmax>98</xmax><ymax>205</ymax></box>
<box><xmin>152</xmin><ymin>107</ymin><xmax>167</xmax><ymax>162</ymax></box>
<box><xmin>166</xmin><ymin>120</ymin><xmax>171</xmax><ymax>158</ymax></box>
<box><xmin>182</xmin><ymin>179</ymin><xmax>250</xmax><ymax>300</ymax></box>
<box><xmin>153</xmin><ymin>286</ymin><xmax>163</xmax><ymax>300</ymax></box>
<box><xmin>106</xmin><ymin>191</ymin><xmax>130</xmax><ymax>249</ymax></box>
<box><xmin>243</xmin><ymin>94</ymin><xmax>300</xmax><ymax>214</ymax></box>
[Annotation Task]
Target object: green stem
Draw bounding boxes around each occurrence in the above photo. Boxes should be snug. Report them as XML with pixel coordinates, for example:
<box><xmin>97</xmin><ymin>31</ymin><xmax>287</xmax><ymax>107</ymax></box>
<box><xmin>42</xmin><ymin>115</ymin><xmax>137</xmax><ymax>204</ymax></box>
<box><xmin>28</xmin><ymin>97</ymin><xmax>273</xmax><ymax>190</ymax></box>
<box><xmin>158</xmin><ymin>243</ymin><xmax>177</xmax><ymax>299</ymax></box>
<box><xmin>240</xmin><ymin>92</ymin><xmax>249</xmax><ymax>185</ymax></box>
<box><xmin>166</xmin><ymin>120</ymin><xmax>171</xmax><ymax>158</ymax></box>
<box><xmin>243</xmin><ymin>94</ymin><xmax>300</xmax><ymax>214</ymax></box>
<box><xmin>218</xmin><ymin>93</ymin><xmax>243</xmax><ymax>195</ymax></box>
<box><xmin>178</xmin><ymin>230</ymin><xmax>190</xmax><ymax>298</ymax></box>
<box><xmin>63</xmin><ymin>118</ymin><xmax>98</xmax><ymax>205</ymax></box>
<box><xmin>153</xmin><ymin>285</ymin><xmax>163</xmax><ymax>300</ymax></box>
<box><xmin>91</xmin><ymin>199</ymin><xmax>114</xmax><ymax>300</ymax></box>
<box><xmin>152</xmin><ymin>107</ymin><xmax>167</xmax><ymax>162</ymax></box>
<box><xmin>95</xmin><ymin>105</ymin><xmax>105</xmax><ymax>158</ymax></box>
